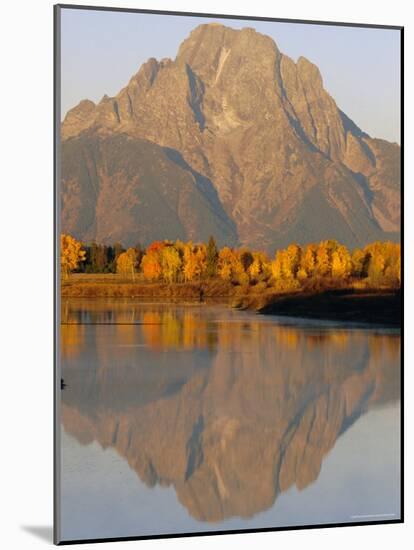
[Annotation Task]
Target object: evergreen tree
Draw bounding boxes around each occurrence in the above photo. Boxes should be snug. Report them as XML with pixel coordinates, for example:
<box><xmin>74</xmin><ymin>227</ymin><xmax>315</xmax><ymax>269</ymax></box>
<box><xmin>206</xmin><ymin>236</ymin><xmax>219</xmax><ymax>278</ymax></box>
<box><xmin>134</xmin><ymin>242</ymin><xmax>144</xmax><ymax>271</ymax></box>
<box><xmin>239</xmin><ymin>249</ymin><xmax>254</xmax><ymax>272</ymax></box>
<box><xmin>89</xmin><ymin>242</ymin><xmax>108</xmax><ymax>273</ymax></box>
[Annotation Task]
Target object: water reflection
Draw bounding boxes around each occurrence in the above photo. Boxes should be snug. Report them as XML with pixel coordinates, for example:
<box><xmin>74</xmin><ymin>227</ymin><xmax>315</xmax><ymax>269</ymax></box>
<box><xmin>60</xmin><ymin>299</ymin><xmax>400</xmax><ymax>522</ymax></box>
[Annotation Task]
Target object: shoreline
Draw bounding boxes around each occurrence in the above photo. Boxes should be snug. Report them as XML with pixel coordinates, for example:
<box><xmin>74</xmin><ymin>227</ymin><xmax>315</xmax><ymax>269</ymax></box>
<box><xmin>61</xmin><ymin>279</ymin><xmax>401</xmax><ymax>328</ymax></box>
<box><xmin>256</xmin><ymin>290</ymin><xmax>401</xmax><ymax>327</ymax></box>
<box><xmin>61</xmin><ymin>279</ymin><xmax>232</xmax><ymax>300</ymax></box>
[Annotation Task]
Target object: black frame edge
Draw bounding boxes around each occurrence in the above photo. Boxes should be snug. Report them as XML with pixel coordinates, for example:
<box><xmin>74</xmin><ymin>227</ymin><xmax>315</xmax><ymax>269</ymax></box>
<box><xmin>54</xmin><ymin>3</ymin><xmax>62</xmax><ymax>546</ymax></box>
<box><xmin>400</xmin><ymin>25</ymin><xmax>405</xmax><ymax>525</ymax></box>
<box><xmin>55</xmin><ymin>3</ymin><xmax>403</xmax><ymax>30</ymax></box>
<box><xmin>57</xmin><ymin>519</ymin><xmax>403</xmax><ymax>546</ymax></box>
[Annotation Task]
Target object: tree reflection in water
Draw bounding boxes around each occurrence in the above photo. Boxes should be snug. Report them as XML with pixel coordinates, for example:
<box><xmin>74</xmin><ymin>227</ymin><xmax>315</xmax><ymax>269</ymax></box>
<box><xmin>60</xmin><ymin>299</ymin><xmax>400</xmax><ymax>522</ymax></box>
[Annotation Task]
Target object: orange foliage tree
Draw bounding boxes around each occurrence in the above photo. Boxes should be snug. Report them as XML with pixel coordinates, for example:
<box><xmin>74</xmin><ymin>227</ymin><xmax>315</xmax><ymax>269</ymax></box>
<box><xmin>85</xmin><ymin>235</ymin><xmax>400</xmax><ymax>292</ymax></box>
<box><xmin>141</xmin><ymin>242</ymin><xmax>165</xmax><ymax>281</ymax></box>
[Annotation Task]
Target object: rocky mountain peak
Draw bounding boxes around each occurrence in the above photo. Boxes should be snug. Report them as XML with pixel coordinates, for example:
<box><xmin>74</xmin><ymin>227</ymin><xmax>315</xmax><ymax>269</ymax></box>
<box><xmin>176</xmin><ymin>23</ymin><xmax>280</xmax><ymax>87</ymax></box>
<box><xmin>296</xmin><ymin>56</ymin><xmax>323</xmax><ymax>87</ymax></box>
<box><xmin>60</xmin><ymin>23</ymin><xmax>400</xmax><ymax>249</ymax></box>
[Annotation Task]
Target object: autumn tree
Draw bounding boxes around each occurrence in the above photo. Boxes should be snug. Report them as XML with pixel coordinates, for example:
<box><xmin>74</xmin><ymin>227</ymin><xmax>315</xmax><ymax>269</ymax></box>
<box><xmin>183</xmin><ymin>243</ymin><xmax>198</xmax><ymax>282</ymax></box>
<box><xmin>161</xmin><ymin>245</ymin><xmax>182</xmax><ymax>283</ymax></box>
<box><xmin>141</xmin><ymin>241</ymin><xmax>165</xmax><ymax>281</ymax></box>
<box><xmin>116</xmin><ymin>248</ymin><xmax>138</xmax><ymax>279</ymax></box>
<box><xmin>147</xmin><ymin>241</ymin><xmax>166</xmax><ymax>254</ymax></box>
<box><xmin>271</xmin><ymin>244</ymin><xmax>301</xmax><ymax>281</ymax></box>
<box><xmin>367</xmin><ymin>252</ymin><xmax>385</xmax><ymax>285</ymax></box>
<box><xmin>142</xmin><ymin>254</ymin><xmax>162</xmax><ymax>281</ymax></box>
<box><xmin>362</xmin><ymin>241</ymin><xmax>400</xmax><ymax>287</ymax></box>
<box><xmin>316</xmin><ymin>241</ymin><xmax>332</xmax><ymax>277</ymax></box>
<box><xmin>181</xmin><ymin>242</ymin><xmax>207</xmax><ymax>281</ymax></box>
<box><xmin>218</xmin><ymin>247</ymin><xmax>236</xmax><ymax>280</ymax></box>
<box><xmin>231</xmin><ymin>250</ymin><xmax>247</xmax><ymax>284</ymax></box>
<box><xmin>383</xmin><ymin>243</ymin><xmax>401</xmax><ymax>286</ymax></box>
<box><xmin>331</xmin><ymin>244</ymin><xmax>352</xmax><ymax>279</ymax></box>
<box><xmin>70</xmin><ymin>234</ymin><xmax>400</xmax><ymax>293</ymax></box>
<box><xmin>248</xmin><ymin>254</ymin><xmax>261</xmax><ymax>280</ymax></box>
<box><xmin>248</xmin><ymin>251</ymin><xmax>270</xmax><ymax>282</ymax></box>
<box><xmin>271</xmin><ymin>250</ymin><xmax>284</xmax><ymax>280</ymax></box>
<box><xmin>61</xmin><ymin>234</ymin><xmax>86</xmax><ymax>278</ymax></box>
<box><xmin>351</xmin><ymin>248</ymin><xmax>369</xmax><ymax>278</ymax></box>
<box><xmin>285</xmin><ymin>244</ymin><xmax>301</xmax><ymax>278</ymax></box>
<box><xmin>299</xmin><ymin>244</ymin><xmax>318</xmax><ymax>279</ymax></box>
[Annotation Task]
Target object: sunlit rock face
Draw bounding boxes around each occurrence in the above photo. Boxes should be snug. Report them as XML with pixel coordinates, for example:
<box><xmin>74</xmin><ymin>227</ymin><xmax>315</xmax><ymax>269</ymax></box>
<box><xmin>61</xmin><ymin>302</ymin><xmax>400</xmax><ymax>521</ymax></box>
<box><xmin>61</xmin><ymin>23</ymin><xmax>400</xmax><ymax>251</ymax></box>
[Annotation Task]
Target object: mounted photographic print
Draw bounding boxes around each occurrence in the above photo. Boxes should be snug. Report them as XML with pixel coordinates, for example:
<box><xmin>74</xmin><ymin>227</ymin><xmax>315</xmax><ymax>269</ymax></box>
<box><xmin>54</xmin><ymin>4</ymin><xmax>403</xmax><ymax>545</ymax></box>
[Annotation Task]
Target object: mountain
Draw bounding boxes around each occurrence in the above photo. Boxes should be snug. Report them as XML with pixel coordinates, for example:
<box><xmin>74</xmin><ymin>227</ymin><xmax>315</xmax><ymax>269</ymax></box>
<box><xmin>61</xmin><ymin>23</ymin><xmax>400</xmax><ymax>251</ymax></box>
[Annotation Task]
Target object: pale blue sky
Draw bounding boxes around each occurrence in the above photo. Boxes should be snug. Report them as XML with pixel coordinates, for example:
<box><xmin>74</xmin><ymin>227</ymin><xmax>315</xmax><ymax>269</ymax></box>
<box><xmin>60</xmin><ymin>8</ymin><xmax>401</xmax><ymax>143</ymax></box>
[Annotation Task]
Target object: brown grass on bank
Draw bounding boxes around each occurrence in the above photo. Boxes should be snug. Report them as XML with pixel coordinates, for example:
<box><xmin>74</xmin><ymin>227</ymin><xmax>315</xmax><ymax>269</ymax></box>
<box><xmin>61</xmin><ymin>273</ymin><xmax>399</xmax><ymax>314</ymax></box>
<box><xmin>61</xmin><ymin>275</ymin><xmax>233</xmax><ymax>299</ymax></box>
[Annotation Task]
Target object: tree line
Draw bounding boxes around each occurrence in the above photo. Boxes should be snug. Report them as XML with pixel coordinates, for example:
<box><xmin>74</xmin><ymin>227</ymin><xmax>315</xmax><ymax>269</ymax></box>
<box><xmin>61</xmin><ymin>234</ymin><xmax>401</xmax><ymax>289</ymax></box>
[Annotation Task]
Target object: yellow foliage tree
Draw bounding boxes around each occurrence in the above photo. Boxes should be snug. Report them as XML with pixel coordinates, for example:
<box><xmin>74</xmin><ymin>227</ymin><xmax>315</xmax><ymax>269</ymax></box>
<box><xmin>71</xmin><ymin>235</ymin><xmax>400</xmax><ymax>293</ymax></box>
<box><xmin>248</xmin><ymin>255</ymin><xmax>262</xmax><ymax>280</ymax></box>
<box><xmin>161</xmin><ymin>245</ymin><xmax>182</xmax><ymax>283</ymax></box>
<box><xmin>253</xmin><ymin>251</ymin><xmax>271</xmax><ymax>281</ymax></box>
<box><xmin>367</xmin><ymin>250</ymin><xmax>386</xmax><ymax>284</ymax></box>
<box><xmin>182</xmin><ymin>242</ymin><xmax>197</xmax><ymax>282</ymax></box>
<box><xmin>362</xmin><ymin>241</ymin><xmax>400</xmax><ymax>287</ymax></box>
<box><xmin>194</xmin><ymin>244</ymin><xmax>207</xmax><ymax>279</ymax></box>
<box><xmin>116</xmin><ymin>248</ymin><xmax>137</xmax><ymax>279</ymax></box>
<box><xmin>285</xmin><ymin>244</ymin><xmax>301</xmax><ymax>278</ymax></box>
<box><xmin>271</xmin><ymin>250</ymin><xmax>284</xmax><ymax>280</ymax></box>
<box><xmin>271</xmin><ymin>245</ymin><xmax>301</xmax><ymax>280</ymax></box>
<box><xmin>218</xmin><ymin>247</ymin><xmax>236</xmax><ymax>280</ymax></box>
<box><xmin>61</xmin><ymin>234</ymin><xmax>86</xmax><ymax>278</ymax></box>
<box><xmin>351</xmin><ymin>248</ymin><xmax>368</xmax><ymax>277</ymax></box>
<box><xmin>331</xmin><ymin>245</ymin><xmax>351</xmax><ymax>279</ymax></box>
<box><xmin>316</xmin><ymin>241</ymin><xmax>332</xmax><ymax>277</ymax></box>
<box><xmin>301</xmin><ymin>244</ymin><xmax>318</xmax><ymax>277</ymax></box>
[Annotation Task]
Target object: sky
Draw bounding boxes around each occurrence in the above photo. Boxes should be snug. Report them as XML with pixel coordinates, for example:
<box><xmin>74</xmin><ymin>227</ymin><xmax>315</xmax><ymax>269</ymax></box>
<box><xmin>60</xmin><ymin>8</ymin><xmax>401</xmax><ymax>143</ymax></box>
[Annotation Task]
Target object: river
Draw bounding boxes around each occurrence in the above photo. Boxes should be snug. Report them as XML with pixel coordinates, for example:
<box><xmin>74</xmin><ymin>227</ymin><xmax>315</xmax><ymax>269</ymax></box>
<box><xmin>58</xmin><ymin>299</ymin><xmax>401</xmax><ymax>541</ymax></box>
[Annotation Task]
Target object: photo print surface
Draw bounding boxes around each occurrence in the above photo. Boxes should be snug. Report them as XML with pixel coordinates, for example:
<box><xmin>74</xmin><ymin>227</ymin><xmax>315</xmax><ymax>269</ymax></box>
<box><xmin>55</xmin><ymin>5</ymin><xmax>402</xmax><ymax>544</ymax></box>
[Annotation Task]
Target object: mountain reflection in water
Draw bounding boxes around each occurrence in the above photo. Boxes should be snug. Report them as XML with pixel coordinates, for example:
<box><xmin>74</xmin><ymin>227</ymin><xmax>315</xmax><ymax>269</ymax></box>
<box><xmin>60</xmin><ymin>299</ymin><xmax>400</xmax><ymax>523</ymax></box>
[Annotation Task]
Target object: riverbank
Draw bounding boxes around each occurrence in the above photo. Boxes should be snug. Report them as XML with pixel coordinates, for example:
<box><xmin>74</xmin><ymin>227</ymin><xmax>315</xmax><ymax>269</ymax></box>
<box><xmin>61</xmin><ymin>277</ymin><xmax>233</xmax><ymax>300</ymax></box>
<box><xmin>254</xmin><ymin>289</ymin><xmax>401</xmax><ymax>327</ymax></box>
<box><xmin>61</xmin><ymin>275</ymin><xmax>401</xmax><ymax>327</ymax></box>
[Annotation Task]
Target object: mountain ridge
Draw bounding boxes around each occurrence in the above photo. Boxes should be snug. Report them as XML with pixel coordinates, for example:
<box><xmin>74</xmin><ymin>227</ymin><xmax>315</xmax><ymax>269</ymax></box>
<box><xmin>61</xmin><ymin>23</ymin><xmax>400</xmax><ymax>250</ymax></box>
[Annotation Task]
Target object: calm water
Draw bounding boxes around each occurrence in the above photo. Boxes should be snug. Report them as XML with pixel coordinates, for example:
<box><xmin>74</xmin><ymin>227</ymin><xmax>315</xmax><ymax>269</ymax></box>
<box><xmin>59</xmin><ymin>299</ymin><xmax>401</xmax><ymax>541</ymax></box>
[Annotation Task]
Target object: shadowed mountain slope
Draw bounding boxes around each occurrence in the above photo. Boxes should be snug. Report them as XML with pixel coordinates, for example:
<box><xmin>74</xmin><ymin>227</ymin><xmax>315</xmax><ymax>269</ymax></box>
<box><xmin>61</xmin><ymin>23</ymin><xmax>400</xmax><ymax>250</ymax></box>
